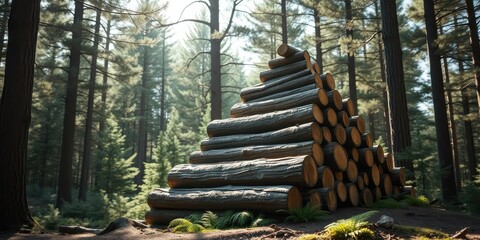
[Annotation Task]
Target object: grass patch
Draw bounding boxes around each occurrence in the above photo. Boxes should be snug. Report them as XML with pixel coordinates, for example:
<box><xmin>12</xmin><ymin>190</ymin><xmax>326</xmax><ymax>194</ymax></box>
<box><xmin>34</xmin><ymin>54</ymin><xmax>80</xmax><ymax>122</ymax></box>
<box><xmin>296</xmin><ymin>233</ymin><xmax>323</xmax><ymax>240</ymax></box>
<box><xmin>395</xmin><ymin>224</ymin><xmax>449</xmax><ymax>239</ymax></box>
<box><xmin>323</xmin><ymin>211</ymin><xmax>378</xmax><ymax>240</ymax></box>
<box><xmin>403</xmin><ymin>195</ymin><xmax>430</xmax><ymax>207</ymax></box>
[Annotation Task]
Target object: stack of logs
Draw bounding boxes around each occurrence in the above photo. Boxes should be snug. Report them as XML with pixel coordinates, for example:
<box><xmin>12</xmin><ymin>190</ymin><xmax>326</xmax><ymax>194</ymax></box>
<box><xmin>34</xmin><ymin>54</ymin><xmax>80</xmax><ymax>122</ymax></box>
<box><xmin>145</xmin><ymin>44</ymin><xmax>413</xmax><ymax>225</ymax></box>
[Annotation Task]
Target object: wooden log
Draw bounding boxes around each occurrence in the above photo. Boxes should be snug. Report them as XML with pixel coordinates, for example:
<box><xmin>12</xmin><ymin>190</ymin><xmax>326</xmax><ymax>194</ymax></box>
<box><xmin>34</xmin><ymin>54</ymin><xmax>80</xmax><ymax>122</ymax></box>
<box><xmin>277</xmin><ymin>43</ymin><xmax>302</xmax><ymax>57</ymax></box>
<box><xmin>334</xmin><ymin>172</ymin><xmax>343</xmax><ymax>181</ymax></box>
<box><xmin>357</xmin><ymin>175</ymin><xmax>365</xmax><ymax>191</ymax></box>
<box><xmin>169</xmin><ymin>155</ymin><xmax>318</xmax><ymax>188</ymax></box>
<box><xmin>330</xmin><ymin>124</ymin><xmax>346</xmax><ymax>145</ymax></box>
<box><xmin>190</xmin><ymin>141</ymin><xmax>324</xmax><ymax>166</ymax></box>
<box><xmin>323</xmin><ymin>108</ymin><xmax>338</xmax><ymax>127</ymax></box>
<box><xmin>349</xmin><ymin>115</ymin><xmax>366</xmax><ymax>134</ymax></box>
<box><xmin>347</xmin><ymin>147</ymin><xmax>359</xmax><ymax>162</ymax></box>
<box><xmin>344</xmin><ymin>183</ymin><xmax>359</xmax><ymax>207</ymax></box>
<box><xmin>344</xmin><ymin>126</ymin><xmax>361</xmax><ymax>148</ymax></box>
<box><xmin>335</xmin><ymin>181</ymin><xmax>347</xmax><ymax>203</ymax></box>
<box><xmin>321</xmin><ymin>126</ymin><xmax>332</xmax><ymax>143</ymax></box>
<box><xmin>336</xmin><ymin>111</ymin><xmax>350</xmax><ymax>128</ymax></box>
<box><xmin>360</xmin><ymin>133</ymin><xmax>373</xmax><ymax>148</ymax></box>
<box><xmin>368</xmin><ymin>164</ymin><xmax>381</xmax><ymax>187</ymax></box>
<box><xmin>392</xmin><ymin>185</ymin><xmax>400</xmax><ymax>198</ymax></box>
<box><xmin>316</xmin><ymin>188</ymin><xmax>337</xmax><ymax>212</ymax></box>
<box><xmin>326</xmin><ymin>90</ymin><xmax>343</xmax><ymax>111</ymax></box>
<box><xmin>371</xmin><ymin>145</ymin><xmax>385</xmax><ymax>164</ymax></box>
<box><xmin>322</xmin><ymin>143</ymin><xmax>348</xmax><ymax>172</ymax></box>
<box><xmin>250</xmin><ymin>82</ymin><xmax>323</xmax><ymax>103</ymax></box>
<box><xmin>240</xmin><ymin>69</ymin><xmax>313</xmax><ymax>102</ymax></box>
<box><xmin>380</xmin><ymin>174</ymin><xmax>393</xmax><ymax>196</ymax></box>
<box><xmin>313</xmin><ymin>62</ymin><xmax>321</xmax><ymax>74</ymax></box>
<box><xmin>200</xmin><ymin>122</ymin><xmax>322</xmax><ymax>151</ymax></box>
<box><xmin>359</xmin><ymin>172</ymin><xmax>369</xmax><ymax>186</ymax></box>
<box><xmin>358</xmin><ymin>148</ymin><xmax>374</xmax><ymax>169</ymax></box>
<box><xmin>342</xmin><ymin>98</ymin><xmax>355</xmax><ymax>116</ymax></box>
<box><xmin>359</xmin><ymin>188</ymin><xmax>373</xmax><ymax>207</ymax></box>
<box><xmin>147</xmin><ymin>185</ymin><xmax>303</xmax><ymax>212</ymax></box>
<box><xmin>345</xmin><ymin>159</ymin><xmax>358</xmax><ymax>183</ymax></box>
<box><xmin>319</xmin><ymin>73</ymin><xmax>336</xmax><ymax>90</ymax></box>
<box><xmin>402</xmin><ymin>186</ymin><xmax>416</xmax><ymax>197</ymax></box>
<box><xmin>390</xmin><ymin>167</ymin><xmax>406</xmax><ymax>187</ymax></box>
<box><xmin>231</xmin><ymin>88</ymin><xmax>328</xmax><ymax>118</ymax></box>
<box><xmin>302</xmin><ymin>189</ymin><xmax>322</xmax><ymax>207</ymax></box>
<box><xmin>259</xmin><ymin>60</ymin><xmax>312</xmax><ymax>82</ymax></box>
<box><xmin>316</xmin><ymin>166</ymin><xmax>335</xmax><ymax>188</ymax></box>
<box><xmin>378</xmin><ymin>164</ymin><xmax>384</xmax><ymax>175</ymax></box>
<box><xmin>383</xmin><ymin>153</ymin><xmax>394</xmax><ymax>173</ymax></box>
<box><xmin>268</xmin><ymin>50</ymin><xmax>311</xmax><ymax>69</ymax></box>
<box><xmin>370</xmin><ymin>187</ymin><xmax>382</xmax><ymax>202</ymax></box>
<box><xmin>207</xmin><ymin>104</ymin><xmax>323</xmax><ymax>137</ymax></box>
<box><xmin>145</xmin><ymin>209</ymin><xmax>202</xmax><ymax>225</ymax></box>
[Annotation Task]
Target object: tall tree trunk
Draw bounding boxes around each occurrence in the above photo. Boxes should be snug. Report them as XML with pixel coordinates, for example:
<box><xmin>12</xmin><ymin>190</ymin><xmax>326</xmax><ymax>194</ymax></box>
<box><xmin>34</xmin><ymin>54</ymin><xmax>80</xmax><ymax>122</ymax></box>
<box><xmin>368</xmin><ymin>112</ymin><xmax>375</xmax><ymax>139</ymax></box>
<box><xmin>380</xmin><ymin>0</ymin><xmax>411</xmax><ymax>152</ymax></box>
<box><xmin>39</xmin><ymin>106</ymin><xmax>51</xmax><ymax>189</ymax></box>
<box><xmin>281</xmin><ymin>0</ymin><xmax>287</xmax><ymax>44</ymax></box>
<box><xmin>135</xmin><ymin>43</ymin><xmax>149</xmax><ymax>186</ymax></box>
<box><xmin>56</xmin><ymin>0</ymin><xmax>84</xmax><ymax>208</ymax></box>
<box><xmin>79</xmin><ymin>7</ymin><xmax>101</xmax><ymax>201</ymax></box>
<box><xmin>0</xmin><ymin>0</ymin><xmax>40</xmax><ymax>232</ymax></box>
<box><xmin>345</xmin><ymin>0</ymin><xmax>357</xmax><ymax>114</ymax></box>
<box><xmin>423</xmin><ymin>0</ymin><xmax>457</xmax><ymax>201</ymax></box>
<box><xmin>210</xmin><ymin>0</ymin><xmax>222</xmax><ymax>120</ymax></box>
<box><xmin>99</xmin><ymin>19</ymin><xmax>111</xmax><ymax>136</ymax></box>
<box><xmin>375</xmin><ymin>0</ymin><xmax>392</xmax><ymax>152</ymax></box>
<box><xmin>0</xmin><ymin>0</ymin><xmax>9</xmax><ymax>64</ymax></box>
<box><xmin>464</xmin><ymin>0</ymin><xmax>480</xmax><ymax>114</ymax></box>
<box><xmin>313</xmin><ymin>8</ymin><xmax>323</xmax><ymax>74</ymax></box>
<box><xmin>160</xmin><ymin>30</ymin><xmax>167</xmax><ymax>131</ymax></box>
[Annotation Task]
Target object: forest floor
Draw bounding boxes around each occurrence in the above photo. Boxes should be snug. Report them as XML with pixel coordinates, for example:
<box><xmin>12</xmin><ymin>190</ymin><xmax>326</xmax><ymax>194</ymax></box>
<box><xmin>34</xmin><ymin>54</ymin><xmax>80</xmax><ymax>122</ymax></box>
<box><xmin>4</xmin><ymin>206</ymin><xmax>480</xmax><ymax>239</ymax></box>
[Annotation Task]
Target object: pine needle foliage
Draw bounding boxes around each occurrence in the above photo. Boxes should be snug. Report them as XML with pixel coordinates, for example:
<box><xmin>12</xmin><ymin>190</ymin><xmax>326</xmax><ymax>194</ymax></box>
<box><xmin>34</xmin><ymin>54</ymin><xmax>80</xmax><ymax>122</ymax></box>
<box><xmin>324</xmin><ymin>210</ymin><xmax>378</xmax><ymax>240</ymax></box>
<box><xmin>277</xmin><ymin>203</ymin><xmax>329</xmax><ymax>223</ymax></box>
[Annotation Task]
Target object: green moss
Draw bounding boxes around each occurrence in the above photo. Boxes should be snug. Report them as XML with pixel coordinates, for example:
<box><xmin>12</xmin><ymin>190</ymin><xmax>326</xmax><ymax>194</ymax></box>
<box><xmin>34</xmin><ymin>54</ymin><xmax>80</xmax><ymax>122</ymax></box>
<box><xmin>395</xmin><ymin>224</ymin><xmax>449</xmax><ymax>239</ymax></box>
<box><xmin>296</xmin><ymin>233</ymin><xmax>323</xmax><ymax>240</ymax></box>
<box><xmin>403</xmin><ymin>195</ymin><xmax>430</xmax><ymax>207</ymax></box>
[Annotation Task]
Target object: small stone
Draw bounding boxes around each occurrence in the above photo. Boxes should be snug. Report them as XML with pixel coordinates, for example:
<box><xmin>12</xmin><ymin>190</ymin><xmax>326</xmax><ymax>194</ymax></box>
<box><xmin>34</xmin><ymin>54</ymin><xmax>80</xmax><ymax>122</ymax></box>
<box><xmin>376</xmin><ymin>215</ymin><xmax>395</xmax><ymax>229</ymax></box>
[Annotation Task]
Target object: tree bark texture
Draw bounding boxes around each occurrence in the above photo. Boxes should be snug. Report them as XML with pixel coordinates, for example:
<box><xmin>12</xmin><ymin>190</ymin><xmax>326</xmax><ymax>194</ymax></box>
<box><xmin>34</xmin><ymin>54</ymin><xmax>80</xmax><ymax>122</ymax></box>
<box><xmin>259</xmin><ymin>60</ymin><xmax>312</xmax><ymax>82</ymax></box>
<box><xmin>281</xmin><ymin>0</ymin><xmax>287</xmax><ymax>44</ymax></box>
<box><xmin>135</xmin><ymin>43</ymin><xmax>149</xmax><ymax>186</ymax></box>
<box><xmin>210</xmin><ymin>0</ymin><xmax>222</xmax><ymax>120</ymax></box>
<box><xmin>0</xmin><ymin>0</ymin><xmax>40</xmax><ymax>231</ymax></box>
<box><xmin>147</xmin><ymin>185</ymin><xmax>302</xmax><ymax>212</ymax></box>
<box><xmin>345</xmin><ymin>0</ymin><xmax>358</xmax><ymax>114</ymax></box>
<box><xmin>268</xmin><ymin>51</ymin><xmax>310</xmax><ymax>69</ymax></box>
<box><xmin>250</xmin><ymin>83</ymin><xmax>323</xmax><ymax>103</ymax></box>
<box><xmin>313</xmin><ymin>8</ymin><xmax>323</xmax><ymax>74</ymax></box>
<box><xmin>464</xmin><ymin>0</ymin><xmax>480</xmax><ymax>114</ymax></box>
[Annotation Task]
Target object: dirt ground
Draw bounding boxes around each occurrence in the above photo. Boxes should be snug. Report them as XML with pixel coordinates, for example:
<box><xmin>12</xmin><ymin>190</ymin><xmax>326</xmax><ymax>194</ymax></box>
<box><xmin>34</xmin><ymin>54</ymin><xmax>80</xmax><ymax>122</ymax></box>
<box><xmin>4</xmin><ymin>206</ymin><xmax>480</xmax><ymax>239</ymax></box>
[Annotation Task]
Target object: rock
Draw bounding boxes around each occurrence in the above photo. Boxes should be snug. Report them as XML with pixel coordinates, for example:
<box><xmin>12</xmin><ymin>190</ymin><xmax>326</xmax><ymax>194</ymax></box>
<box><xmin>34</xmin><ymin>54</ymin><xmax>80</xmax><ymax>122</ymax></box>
<box><xmin>376</xmin><ymin>215</ymin><xmax>395</xmax><ymax>229</ymax></box>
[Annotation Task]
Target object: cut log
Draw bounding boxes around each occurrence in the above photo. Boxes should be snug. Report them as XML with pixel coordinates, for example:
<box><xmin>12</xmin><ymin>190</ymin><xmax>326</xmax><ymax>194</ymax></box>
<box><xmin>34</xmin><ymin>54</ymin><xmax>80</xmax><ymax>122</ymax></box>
<box><xmin>392</xmin><ymin>185</ymin><xmax>400</xmax><ymax>198</ymax></box>
<box><xmin>240</xmin><ymin>69</ymin><xmax>313</xmax><ymax>102</ymax></box>
<box><xmin>347</xmin><ymin>147</ymin><xmax>359</xmax><ymax>162</ymax></box>
<box><xmin>319</xmin><ymin>73</ymin><xmax>336</xmax><ymax>90</ymax></box>
<box><xmin>342</xmin><ymin>98</ymin><xmax>355</xmax><ymax>116</ymax></box>
<box><xmin>207</xmin><ymin>104</ymin><xmax>323</xmax><ymax>137</ymax></box>
<box><xmin>200</xmin><ymin>122</ymin><xmax>322</xmax><ymax>151</ymax></box>
<box><xmin>322</xmin><ymin>127</ymin><xmax>332</xmax><ymax>143</ymax></box>
<box><xmin>145</xmin><ymin>209</ymin><xmax>202</xmax><ymax>225</ymax></box>
<box><xmin>323</xmin><ymin>108</ymin><xmax>338</xmax><ymax>127</ymax></box>
<box><xmin>371</xmin><ymin>145</ymin><xmax>385</xmax><ymax>164</ymax></box>
<box><xmin>334</xmin><ymin>172</ymin><xmax>343</xmax><ymax>181</ymax></box>
<box><xmin>360</xmin><ymin>133</ymin><xmax>373</xmax><ymax>148</ymax></box>
<box><xmin>336</xmin><ymin>111</ymin><xmax>350</xmax><ymax>128</ymax></box>
<box><xmin>349</xmin><ymin>115</ymin><xmax>366</xmax><ymax>134</ymax></box>
<box><xmin>402</xmin><ymin>186</ymin><xmax>416</xmax><ymax>197</ymax></box>
<box><xmin>344</xmin><ymin>126</ymin><xmax>361</xmax><ymax>148</ymax></box>
<box><xmin>380</xmin><ymin>174</ymin><xmax>393</xmax><ymax>196</ymax></box>
<box><xmin>383</xmin><ymin>153</ymin><xmax>394</xmax><ymax>173</ymax></box>
<box><xmin>345</xmin><ymin>159</ymin><xmax>358</xmax><ymax>183</ymax></box>
<box><xmin>368</xmin><ymin>164</ymin><xmax>381</xmax><ymax>187</ymax></box>
<box><xmin>277</xmin><ymin>43</ymin><xmax>302</xmax><ymax>57</ymax></box>
<box><xmin>250</xmin><ymin>82</ymin><xmax>324</xmax><ymax>103</ymax></box>
<box><xmin>357</xmin><ymin>175</ymin><xmax>365</xmax><ymax>191</ymax></box>
<box><xmin>147</xmin><ymin>185</ymin><xmax>303</xmax><ymax>212</ymax></box>
<box><xmin>268</xmin><ymin>50</ymin><xmax>311</xmax><ymax>69</ymax></box>
<box><xmin>326</xmin><ymin>90</ymin><xmax>343</xmax><ymax>111</ymax></box>
<box><xmin>378</xmin><ymin>164</ymin><xmax>384</xmax><ymax>175</ymax></box>
<box><xmin>359</xmin><ymin>172</ymin><xmax>369</xmax><ymax>186</ymax></box>
<box><xmin>330</xmin><ymin>124</ymin><xmax>347</xmax><ymax>145</ymax></box>
<box><xmin>358</xmin><ymin>148</ymin><xmax>374</xmax><ymax>169</ymax></box>
<box><xmin>323</xmin><ymin>143</ymin><xmax>348</xmax><ymax>172</ymax></box>
<box><xmin>344</xmin><ymin>183</ymin><xmax>359</xmax><ymax>207</ymax></box>
<box><xmin>302</xmin><ymin>189</ymin><xmax>322</xmax><ymax>207</ymax></box>
<box><xmin>313</xmin><ymin>62</ymin><xmax>321</xmax><ymax>74</ymax></box>
<box><xmin>169</xmin><ymin>155</ymin><xmax>318</xmax><ymax>188</ymax></box>
<box><xmin>231</xmin><ymin>88</ymin><xmax>328</xmax><ymax>118</ymax></box>
<box><xmin>259</xmin><ymin>60</ymin><xmax>312</xmax><ymax>82</ymax></box>
<box><xmin>316</xmin><ymin>188</ymin><xmax>337</xmax><ymax>212</ymax></box>
<box><xmin>390</xmin><ymin>167</ymin><xmax>406</xmax><ymax>187</ymax></box>
<box><xmin>316</xmin><ymin>166</ymin><xmax>335</xmax><ymax>189</ymax></box>
<box><xmin>359</xmin><ymin>188</ymin><xmax>373</xmax><ymax>207</ymax></box>
<box><xmin>371</xmin><ymin>187</ymin><xmax>382</xmax><ymax>202</ymax></box>
<box><xmin>190</xmin><ymin>141</ymin><xmax>324</xmax><ymax>166</ymax></box>
<box><xmin>335</xmin><ymin>181</ymin><xmax>347</xmax><ymax>203</ymax></box>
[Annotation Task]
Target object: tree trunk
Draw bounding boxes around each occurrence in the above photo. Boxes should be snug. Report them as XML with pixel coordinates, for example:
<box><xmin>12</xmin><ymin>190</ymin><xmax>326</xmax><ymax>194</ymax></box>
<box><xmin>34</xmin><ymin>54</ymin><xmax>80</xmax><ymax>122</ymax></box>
<box><xmin>201</xmin><ymin>122</ymin><xmax>322</xmax><ymax>151</ymax></box>
<box><xmin>0</xmin><ymin>0</ymin><xmax>9</xmax><ymax>64</ymax></box>
<box><xmin>99</xmin><ymin>19</ymin><xmax>111</xmax><ymax>135</ymax></box>
<box><xmin>345</xmin><ymin>0</ymin><xmax>357</xmax><ymax>114</ymax></box>
<box><xmin>160</xmin><ymin>30</ymin><xmax>167</xmax><ymax>131</ymax></box>
<box><xmin>464</xmin><ymin>0</ymin><xmax>480</xmax><ymax>114</ymax></box>
<box><xmin>189</xmin><ymin>141</ymin><xmax>324</xmax><ymax>166</ymax></box>
<box><xmin>56</xmin><ymin>0</ymin><xmax>84</xmax><ymax>208</ymax></box>
<box><xmin>380</xmin><ymin>0</ymin><xmax>411</xmax><ymax>152</ymax></box>
<box><xmin>147</xmin><ymin>185</ymin><xmax>302</xmax><ymax>212</ymax></box>
<box><xmin>277</xmin><ymin>43</ymin><xmax>301</xmax><ymax>57</ymax></box>
<box><xmin>281</xmin><ymin>0</ymin><xmax>287</xmax><ymax>44</ymax></box>
<box><xmin>230</xmin><ymin>88</ymin><xmax>327</xmax><ymax>117</ymax></box>
<box><xmin>135</xmin><ymin>42</ymin><xmax>149</xmax><ymax>186</ymax></box>
<box><xmin>207</xmin><ymin>104</ymin><xmax>323</xmax><ymax>137</ymax></box>
<box><xmin>250</xmin><ymin>83</ymin><xmax>323</xmax><ymax>103</ymax></box>
<box><xmin>423</xmin><ymin>0</ymin><xmax>457</xmax><ymax>201</ymax></box>
<box><xmin>313</xmin><ymin>8</ymin><xmax>323</xmax><ymax>74</ymax></box>
<box><xmin>0</xmin><ymin>0</ymin><xmax>40</xmax><ymax>231</ymax></box>
<box><xmin>79</xmin><ymin>7</ymin><xmax>101</xmax><ymax>201</ymax></box>
<box><xmin>210</xmin><ymin>0</ymin><xmax>222</xmax><ymax>120</ymax></box>
<box><xmin>168</xmin><ymin>155</ymin><xmax>318</xmax><ymax>188</ymax></box>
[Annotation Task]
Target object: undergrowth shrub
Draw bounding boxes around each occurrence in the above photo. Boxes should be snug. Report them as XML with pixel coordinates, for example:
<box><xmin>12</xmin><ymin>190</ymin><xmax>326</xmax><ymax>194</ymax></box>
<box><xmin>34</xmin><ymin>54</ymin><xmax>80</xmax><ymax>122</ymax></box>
<box><xmin>323</xmin><ymin>211</ymin><xmax>378</xmax><ymax>240</ymax></box>
<box><xmin>277</xmin><ymin>203</ymin><xmax>329</xmax><ymax>223</ymax></box>
<box><xmin>459</xmin><ymin>182</ymin><xmax>480</xmax><ymax>215</ymax></box>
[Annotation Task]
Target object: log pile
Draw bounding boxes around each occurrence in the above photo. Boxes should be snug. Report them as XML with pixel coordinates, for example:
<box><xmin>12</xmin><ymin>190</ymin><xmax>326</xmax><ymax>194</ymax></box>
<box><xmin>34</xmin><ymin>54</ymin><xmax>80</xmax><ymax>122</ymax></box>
<box><xmin>145</xmin><ymin>44</ymin><xmax>412</xmax><ymax>225</ymax></box>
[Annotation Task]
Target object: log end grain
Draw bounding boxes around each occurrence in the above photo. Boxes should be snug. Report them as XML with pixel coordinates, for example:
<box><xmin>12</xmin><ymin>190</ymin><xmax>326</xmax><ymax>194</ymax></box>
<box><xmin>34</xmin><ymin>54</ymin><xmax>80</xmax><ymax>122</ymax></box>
<box><xmin>348</xmin><ymin>147</ymin><xmax>359</xmax><ymax>162</ymax></box>
<box><xmin>361</xmin><ymin>133</ymin><xmax>374</xmax><ymax>148</ymax></box>
<box><xmin>380</xmin><ymin>174</ymin><xmax>393</xmax><ymax>197</ymax></box>
<box><xmin>335</xmin><ymin>181</ymin><xmax>347</xmax><ymax>203</ymax></box>
<box><xmin>359</xmin><ymin>148</ymin><xmax>374</xmax><ymax>168</ymax></box>
<box><xmin>313</xmin><ymin>62</ymin><xmax>321</xmax><ymax>74</ymax></box>
<box><xmin>303</xmin><ymin>156</ymin><xmax>319</xmax><ymax>187</ymax></box>
<box><xmin>384</xmin><ymin>153</ymin><xmax>394</xmax><ymax>173</ymax></box>
<box><xmin>318</xmin><ymin>89</ymin><xmax>329</xmax><ymax>107</ymax></box>
<box><xmin>323</xmin><ymin>143</ymin><xmax>348</xmax><ymax>172</ymax></box>
<box><xmin>346</xmin><ymin>126</ymin><xmax>362</xmax><ymax>148</ymax></box>
<box><xmin>372</xmin><ymin>145</ymin><xmax>385</xmax><ymax>164</ymax></box>
<box><xmin>314</xmin><ymin>73</ymin><xmax>324</xmax><ymax>89</ymax></box>
<box><xmin>346</xmin><ymin>159</ymin><xmax>358</xmax><ymax>183</ymax></box>
<box><xmin>346</xmin><ymin>183</ymin><xmax>359</xmax><ymax>207</ymax></box>
<box><xmin>287</xmin><ymin>186</ymin><xmax>303</xmax><ymax>210</ymax></box>
<box><xmin>342</xmin><ymin>98</ymin><xmax>355</xmax><ymax>117</ymax></box>
<box><xmin>320</xmin><ymin>73</ymin><xmax>336</xmax><ymax>90</ymax></box>
<box><xmin>322</xmin><ymin>127</ymin><xmax>332</xmax><ymax>144</ymax></box>
<box><xmin>311</xmin><ymin>122</ymin><xmax>323</xmax><ymax>144</ymax></box>
<box><xmin>370</xmin><ymin>164</ymin><xmax>380</xmax><ymax>187</ymax></box>
<box><xmin>277</xmin><ymin>44</ymin><xmax>301</xmax><ymax>57</ymax></box>
<box><xmin>337</xmin><ymin>111</ymin><xmax>350</xmax><ymax>128</ymax></box>
<box><xmin>360</xmin><ymin>188</ymin><xmax>373</xmax><ymax>207</ymax></box>
<box><xmin>318</xmin><ymin>188</ymin><xmax>337</xmax><ymax>212</ymax></box>
<box><xmin>312</xmin><ymin>142</ymin><xmax>325</xmax><ymax>166</ymax></box>
<box><xmin>317</xmin><ymin>166</ymin><xmax>335</xmax><ymax>189</ymax></box>
<box><xmin>350</xmin><ymin>115</ymin><xmax>366</xmax><ymax>134</ymax></box>
<box><xmin>328</xmin><ymin>90</ymin><xmax>343</xmax><ymax>111</ymax></box>
<box><xmin>323</xmin><ymin>108</ymin><xmax>338</xmax><ymax>128</ymax></box>
<box><xmin>357</xmin><ymin>175</ymin><xmax>365</xmax><ymax>191</ymax></box>
<box><xmin>312</xmin><ymin>104</ymin><xmax>324</xmax><ymax>125</ymax></box>
<box><xmin>332</xmin><ymin>124</ymin><xmax>347</xmax><ymax>145</ymax></box>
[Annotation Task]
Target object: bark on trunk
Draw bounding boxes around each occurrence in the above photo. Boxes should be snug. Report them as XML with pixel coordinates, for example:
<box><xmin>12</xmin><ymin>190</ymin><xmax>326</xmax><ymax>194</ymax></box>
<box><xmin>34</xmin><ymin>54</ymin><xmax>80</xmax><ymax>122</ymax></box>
<box><xmin>277</xmin><ymin>43</ymin><xmax>301</xmax><ymax>57</ymax></box>
<box><xmin>210</xmin><ymin>0</ymin><xmax>222</xmax><ymax>120</ymax></box>
<box><xmin>0</xmin><ymin>0</ymin><xmax>8</xmax><ymax>64</ymax></box>
<box><xmin>281</xmin><ymin>0</ymin><xmax>287</xmax><ymax>44</ymax></box>
<box><xmin>323</xmin><ymin>143</ymin><xmax>348</xmax><ymax>172</ymax></box>
<box><xmin>259</xmin><ymin>60</ymin><xmax>312</xmax><ymax>82</ymax></box>
<box><xmin>345</xmin><ymin>0</ymin><xmax>358</xmax><ymax>114</ymax></box>
<box><xmin>249</xmin><ymin>83</ymin><xmax>323</xmax><ymax>103</ymax></box>
<box><xmin>268</xmin><ymin>50</ymin><xmax>310</xmax><ymax>69</ymax></box>
<box><xmin>464</xmin><ymin>0</ymin><xmax>480</xmax><ymax>114</ymax></box>
<box><xmin>313</xmin><ymin>8</ymin><xmax>323</xmax><ymax>74</ymax></box>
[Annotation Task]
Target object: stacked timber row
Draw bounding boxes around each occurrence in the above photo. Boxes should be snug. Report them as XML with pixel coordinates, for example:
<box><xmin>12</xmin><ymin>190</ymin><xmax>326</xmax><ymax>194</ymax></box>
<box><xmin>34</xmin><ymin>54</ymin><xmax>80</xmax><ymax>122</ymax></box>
<box><xmin>145</xmin><ymin>44</ymin><xmax>413</xmax><ymax>225</ymax></box>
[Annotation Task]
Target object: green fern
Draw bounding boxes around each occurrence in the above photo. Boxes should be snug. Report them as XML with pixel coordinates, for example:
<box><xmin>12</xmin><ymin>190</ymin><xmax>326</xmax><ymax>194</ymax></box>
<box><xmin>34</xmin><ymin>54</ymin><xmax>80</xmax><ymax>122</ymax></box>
<box><xmin>324</xmin><ymin>211</ymin><xmax>378</xmax><ymax>240</ymax></box>
<box><xmin>229</xmin><ymin>211</ymin><xmax>254</xmax><ymax>228</ymax></box>
<box><xmin>168</xmin><ymin>218</ymin><xmax>205</xmax><ymax>233</ymax></box>
<box><xmin>216</xmin><ymin>210</ymin><xmax>235</xmax><ymax>229</ymax></box>
<box><xmin>200</xmin><ymin>211</ymin><xmax>218</xmax><ymax>229</ymax></box>
<box><xmin>348</xmin><ymin>210</ymin><xmax>379</xmax><ymax>223</ymax></box>
<box><xmin>186</xmin><ymin>213</ymin><xmax>203</xmax><ymax>224</ymax></box>
<box><xmin>250</xmin><ymin>214</ymin><xmax>277</xmax><ymax>227</ymax></box>
<box><xmin>278</xmin><ymin>203</ymin><xmax>329</xmax><ymax>223</ymax></box>
<box><xmin>348</xmin><ymin>227</ymin><xmax>375</xmax><ymax>239</ymax></box>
